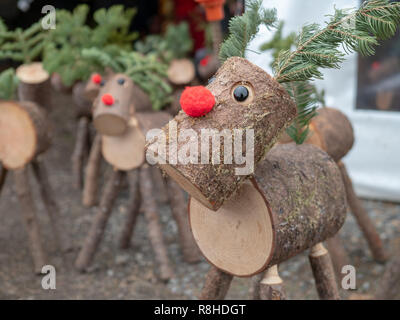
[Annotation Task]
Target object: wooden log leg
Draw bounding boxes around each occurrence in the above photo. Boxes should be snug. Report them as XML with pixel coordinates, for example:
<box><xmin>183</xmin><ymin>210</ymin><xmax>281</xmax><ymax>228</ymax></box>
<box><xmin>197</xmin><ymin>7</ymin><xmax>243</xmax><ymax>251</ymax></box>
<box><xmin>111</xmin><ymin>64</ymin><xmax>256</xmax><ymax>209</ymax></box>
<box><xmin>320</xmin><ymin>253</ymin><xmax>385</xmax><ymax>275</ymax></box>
<box><xmin>199</xmin><ymin>265</ymin><xmax>233</xmax><ymax>300</ymax></box>
<box><xmin>13</xmin><ymin>167</ymin><xmax>47</xmax><ymax>274</ymax></box>
<box><xmin>309</xmin><ymin>243</ymin><xmax>340</xmax><ymax>300</ymax></box>
<box><xmin>151</xmin><ymin>166</ymin><xmax>169</xmax><ymax>204</ymax></box>
<box><xmin>259</xmin><ymin>265</ymin><xmax>286</xmax><ymax>300</ymax></box>
<box><xmin>71</xmin><ymin>117</ymin><xmax>89</xmax><ymax>189</ymax></box>
<box><xmin>375</xmin><ymin>255</ymin><xmax>400</xmax><ymax>300</ymax></box>
<box><xmin>165</xmin><ymin>177</ymin><xmax>202</xmax><ymax>263</ymax></box>
<box><xmin>82</xmin><ymin>134</ymin><xmax>102</xmax><ymax>207</ymax></box>
<box><xmin>31</xmin><ymin>158</ymin><xmax>72</xmax><ymax>252</ymax></box>
<box><xmin>326</xmin><ymin>233</ymin><xmax>350</xmax><ymax>279</ymax></box>
<box><xmin>75</xmin><ymin>169</ymin><xmax>123</xmax><ymax>272</ymax></box>
<box><xmin>0</xmin><ymin>165</ymin><xmax>7</xmax><ymax>198</ymax></box>
<box><xmin>139</xmin><ymin>166</ymin><xmax>173</xmax><ymax>281</ymax></box>
<box><xmin>338</xmin><ymin>162</ymin><xmax>388</xmax><ymax>263</ymax></box>
<box><xmin>118</xmin><ymin>170</ymin><xmax>142</xmax><ymax>249</ymax></box>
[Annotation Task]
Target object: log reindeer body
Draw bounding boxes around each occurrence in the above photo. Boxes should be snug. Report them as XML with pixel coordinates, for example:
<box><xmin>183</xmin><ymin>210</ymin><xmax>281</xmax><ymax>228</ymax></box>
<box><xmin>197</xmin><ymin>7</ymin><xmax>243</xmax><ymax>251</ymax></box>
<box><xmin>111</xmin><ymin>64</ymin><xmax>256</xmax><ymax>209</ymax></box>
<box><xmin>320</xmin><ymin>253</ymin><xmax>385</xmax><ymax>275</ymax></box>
<box><xmin>190</xmin><ymin>143</ymin><xmax>347</xmax><ymax>277</ymax></box>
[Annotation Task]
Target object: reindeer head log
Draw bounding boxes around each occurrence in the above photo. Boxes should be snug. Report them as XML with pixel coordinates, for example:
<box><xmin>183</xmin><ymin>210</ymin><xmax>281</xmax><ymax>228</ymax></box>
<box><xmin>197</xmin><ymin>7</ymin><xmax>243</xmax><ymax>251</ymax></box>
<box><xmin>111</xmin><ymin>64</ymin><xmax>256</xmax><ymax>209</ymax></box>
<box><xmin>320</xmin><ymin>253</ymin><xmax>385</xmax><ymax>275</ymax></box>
<box><xmin>146</xmin><ymin>57</ymin><xmax>297</xmax><ymax>211</ymax></box>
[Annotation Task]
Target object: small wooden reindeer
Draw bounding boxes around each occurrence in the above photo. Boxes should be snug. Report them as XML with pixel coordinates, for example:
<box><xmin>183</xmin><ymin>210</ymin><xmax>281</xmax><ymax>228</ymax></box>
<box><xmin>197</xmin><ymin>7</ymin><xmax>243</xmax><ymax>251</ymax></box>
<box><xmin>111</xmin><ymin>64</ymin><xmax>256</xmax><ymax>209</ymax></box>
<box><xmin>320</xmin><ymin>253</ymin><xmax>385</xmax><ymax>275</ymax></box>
<box><xmin>75</xmin><ymin>73</ymin><xmax>201</xmax><ymax>279</ymax></box>
<box><xmin>146</xmin><ymin>0</ymin><xmax>400</xmax><ymax>299</ymax></box>
<box><xmin>0</xmin><ymin>64</ymin><xmax>70</xmax><ymax>274</ymax></box>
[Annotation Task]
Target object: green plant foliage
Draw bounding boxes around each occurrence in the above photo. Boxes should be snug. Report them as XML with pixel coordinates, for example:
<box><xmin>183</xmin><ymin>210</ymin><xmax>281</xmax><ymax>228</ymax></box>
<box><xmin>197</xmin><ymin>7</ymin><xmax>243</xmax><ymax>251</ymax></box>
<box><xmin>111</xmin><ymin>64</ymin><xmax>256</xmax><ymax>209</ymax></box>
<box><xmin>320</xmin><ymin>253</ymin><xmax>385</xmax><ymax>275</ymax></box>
<box><xmin>219</xmin><ymin>0</ymin><xmax>277</xmax><ymax>62</ymax></box>
<box><xmin>283</xmin><ymin>81</ymin><xmax>318</xmax><ymax>144</ymax></box>
<box><xmin>0</xmin><ymin>68</ymin><xmax>18</xmax><ymax>100</ymax></box>
<box><xmin>259</xmin><ymin>21</ymin><xmax>296</xmax><ymax>67</ymax></box>
<box><xmin>82</xmin><ymin>48</ymin><xmax>172</xmax><ymax>110</ymax></box>
<box><xmin>0</xmin><ymin>17</ymin><xmax>47</xmax><ymax>63</ymax></box>
<box><xmin>42</xmin><ymin>4</ymin><xmax>138</xmax><ymax>86</ymax></box>
<box><xmin>274</xmin><ymin>0</ymin><xmax>400</xmax><ymax>83</ymax></box>
<box><xmin>135</xmin><ymin>21</ymin><xmax>193</xmax><ymax>62</ymax></box>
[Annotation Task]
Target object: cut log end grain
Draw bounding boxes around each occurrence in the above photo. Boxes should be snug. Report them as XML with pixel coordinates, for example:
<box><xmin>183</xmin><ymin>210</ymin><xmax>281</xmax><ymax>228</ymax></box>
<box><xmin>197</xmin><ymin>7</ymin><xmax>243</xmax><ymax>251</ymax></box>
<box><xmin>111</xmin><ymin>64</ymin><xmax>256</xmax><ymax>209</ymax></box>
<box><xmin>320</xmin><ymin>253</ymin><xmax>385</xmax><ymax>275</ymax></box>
<box><xmin>16</xmin><ymin>62</ymin><xmax>49</xmax><ymax>84</ymax></box>
<box><xmin>0</xmin><ymin>101</ymin><xmax>50</xmax><ymax>169</ymax></box>
<box><xmin>189</xmin><ymin>143</ymin><xmax>347</xmax><ymax>277</ymax></box>
<box><xmin>167</xmin><ymin>59</ymin><xmax>196</xmax><ymax>85</ymax></box>
<box><xmin>16</xmin><ymin>63</ymin><xmax>52</xmax><ymax>111</ymax></box>
<box><xmin>151</xmin><ymin>56</ymin><xmax>297</xmax><ymax>211</ymax></box>
<box><xmin>102</xmin><ymin>112</ymin><xmax>171</xmax><ymax>171</ymax></box>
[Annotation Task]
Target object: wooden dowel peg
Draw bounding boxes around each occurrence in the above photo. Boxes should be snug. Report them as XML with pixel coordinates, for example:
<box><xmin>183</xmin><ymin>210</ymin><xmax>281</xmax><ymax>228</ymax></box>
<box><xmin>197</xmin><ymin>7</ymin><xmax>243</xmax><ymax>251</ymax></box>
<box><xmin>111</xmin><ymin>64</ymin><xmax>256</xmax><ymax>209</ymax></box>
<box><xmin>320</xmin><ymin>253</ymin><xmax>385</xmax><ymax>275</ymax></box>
<box><xmin>259</xmin><ymin>265</ymin><xmax>286</xmax><ymax>300</ymax></box>
<box><xmin>309</xmin><ymin>243</ymin><xmax>340</xmax><ymax>300</ymax></box>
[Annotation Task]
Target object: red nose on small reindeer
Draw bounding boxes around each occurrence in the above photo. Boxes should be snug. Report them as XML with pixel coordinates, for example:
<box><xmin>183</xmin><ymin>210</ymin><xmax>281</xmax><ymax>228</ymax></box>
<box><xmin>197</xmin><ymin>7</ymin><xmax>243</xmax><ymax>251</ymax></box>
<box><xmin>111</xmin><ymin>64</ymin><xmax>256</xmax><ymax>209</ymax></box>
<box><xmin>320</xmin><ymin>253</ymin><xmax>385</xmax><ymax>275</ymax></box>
<box><xmin>180</xmin><ymin>86</ymin><xmax>215</xmax><ymax>117</ymax></box>
<box><xmin>200</xmin><ymin>55</ymin><xmax>211</xmax><ymax>66</ymax></box>
<box><xmin>102</xmin><ymin>93</ymin><xmax>114</xmax><ymax>106</ymax></box>
<box><xmin>92</xmin><ymin>73</ymin><xmax>102</xmax><ymax>84</ymax></box>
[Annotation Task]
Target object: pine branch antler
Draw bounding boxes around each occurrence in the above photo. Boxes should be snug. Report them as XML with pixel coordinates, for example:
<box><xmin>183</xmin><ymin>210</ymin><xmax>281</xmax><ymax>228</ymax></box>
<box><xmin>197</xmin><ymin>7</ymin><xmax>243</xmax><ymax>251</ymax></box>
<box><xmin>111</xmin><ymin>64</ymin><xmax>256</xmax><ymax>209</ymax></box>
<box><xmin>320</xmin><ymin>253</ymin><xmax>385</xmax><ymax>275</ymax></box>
<box><xmin>274</xmin><ymin>0</ymin><xmax>400</xmax><ymax>83</ymax></box>
<box><xmin>219</xmin><ymin>0</ymin><xmax>277</xmax><ymax>62</ymax></box>
<box><xmin>82</xmin><ymin>48</ymin><xmax>172</xmax><ymax>110</ymax></box>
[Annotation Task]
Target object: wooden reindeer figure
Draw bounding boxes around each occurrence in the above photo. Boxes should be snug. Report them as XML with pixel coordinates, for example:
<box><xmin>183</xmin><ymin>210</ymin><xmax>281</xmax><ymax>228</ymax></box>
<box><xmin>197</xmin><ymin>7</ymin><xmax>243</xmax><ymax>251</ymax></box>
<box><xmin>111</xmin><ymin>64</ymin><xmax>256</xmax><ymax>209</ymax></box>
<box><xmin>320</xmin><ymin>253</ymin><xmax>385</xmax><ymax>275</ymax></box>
<box><xmin>75</xmin><ymin>73</ymin><xmax>202</xmax><ymax>279</ymax></box>
<box><xmin>146</xmin><ymin>0</ymin><xmax>400</xmax><ymax>298</ymax></box>
<box><xmin>0</xmin><ymin>63</ymin><xmax>70</xmax><ymax>274</ymax></box>
<box><xmin>147</xmin><ymin>56</ymin><xmax>345</xmax><ymax>300</ymax></box>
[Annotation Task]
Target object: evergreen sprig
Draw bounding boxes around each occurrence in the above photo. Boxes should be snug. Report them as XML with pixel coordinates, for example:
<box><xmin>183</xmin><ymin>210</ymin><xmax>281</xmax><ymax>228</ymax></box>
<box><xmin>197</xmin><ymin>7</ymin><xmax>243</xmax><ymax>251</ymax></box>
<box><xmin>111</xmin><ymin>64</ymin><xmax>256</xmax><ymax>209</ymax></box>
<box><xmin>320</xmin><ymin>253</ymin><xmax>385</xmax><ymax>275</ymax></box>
<box><xmin>42</xmin><ymin>5</ymin><xmax>137</xmax><ymax>86</ymax></box>
<box><xmin>219</xmin><ymin>0</ymin><xmax>277</xmax><ymax>62</ymax></box>
<box><xmin>0</xmin><ymin>68</ymin><xmax>18</xmax><ymax>100</ymax></box>
<box><xmin>82</xmin><ymin>48</ymin><xmax>172</xmax><ymax>110</ymax></box>
<box><xmin>0</xmin><ymin>18</ymin><xmax>47</xmax><ymax>63</ymax></box>
<box><xmin>134</xmin><ymin>22</ymin><xmax>193</xmax><ymax>62</ymax></box>
<box><xmin>274</xmin><ymin>0</ymin><xmax>400</xmax><ymax>83</ymax></box>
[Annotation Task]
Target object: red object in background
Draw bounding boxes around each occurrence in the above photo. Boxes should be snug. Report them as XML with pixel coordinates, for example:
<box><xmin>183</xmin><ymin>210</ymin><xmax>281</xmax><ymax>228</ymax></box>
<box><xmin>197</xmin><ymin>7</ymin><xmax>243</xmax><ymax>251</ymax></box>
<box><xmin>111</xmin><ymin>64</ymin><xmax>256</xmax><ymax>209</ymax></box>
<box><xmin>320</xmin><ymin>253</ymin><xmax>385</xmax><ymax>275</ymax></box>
<box><xmin>102</xmin><ymin>94</ymin><xmax>114</xmax><ymax>106</ymax></box>
<box><xmin>200</xmin><ymin>55</ymin><xmax>211</xmax><ymax>66</ymax></box>
<box><xmin>372</xmin><ymin>61</ymin><xmax>381</xmax><ymax>70</ymax></box>
<box><xmin>195</xmin><ymin>0</ymin><xmax>225</xmax><ymax>21</ymax></box>
<box><xmin>92</xmin><ymin>73</ymin><xmax>102</xmax><ymax>84</ymax></box>
<box><xmin>174</xmin><ymin>0</ymin><xmax>206</xmax><ymax>51</ymax></box>
<box><xmin>180</xmin><ymin>86</ymin><xmax>215</xmax><ymax>117</ymax></box>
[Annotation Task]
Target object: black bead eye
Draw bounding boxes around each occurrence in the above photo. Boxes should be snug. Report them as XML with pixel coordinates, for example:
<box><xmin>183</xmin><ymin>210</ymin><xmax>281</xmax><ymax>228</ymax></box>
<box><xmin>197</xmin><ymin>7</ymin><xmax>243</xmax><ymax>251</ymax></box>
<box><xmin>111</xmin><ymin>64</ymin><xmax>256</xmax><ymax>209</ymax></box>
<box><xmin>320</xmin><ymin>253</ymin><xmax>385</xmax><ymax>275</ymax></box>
<box><xmin>208</xmin><ymin>76</ymin><xmax>215</xmax><ymax>85</ymax></box>
<box><xmin>117</xmin><ymin>78</ymin><xmax>125</xmax><ymax>85</ymax></box>
<box><xmin>100</xmin><ymin>80</ymin><xmax>105</xmax><ymax>87</ymax></box>
<box><xmin>233</xmin><ymin>86</ymin><xmax>249</xmax><ymax>102</ymax></box>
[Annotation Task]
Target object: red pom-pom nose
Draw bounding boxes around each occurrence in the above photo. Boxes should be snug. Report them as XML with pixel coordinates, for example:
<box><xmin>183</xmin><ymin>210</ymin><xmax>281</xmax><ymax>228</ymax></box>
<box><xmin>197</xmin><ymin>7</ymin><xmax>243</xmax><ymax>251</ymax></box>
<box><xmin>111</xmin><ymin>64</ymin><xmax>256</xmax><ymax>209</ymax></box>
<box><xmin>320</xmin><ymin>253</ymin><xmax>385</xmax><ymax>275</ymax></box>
<box><xmin>92</xmin><ymin>73</ymin><xmax>102</xmax><ymax>84</ymax></box>
<box><xmin>102</xmin><ymin>93</ymin><xmax>114</xmax><ymax>106</ymax></box>
<box><xmin>200</xmin><ymin>55</ymin><xmax>210</xmax><ymax>66</ymax></box>
<box><xmin>180</xmin><ymin>86</ymin><xmax>215</xmax><ymax>117</ymax></box>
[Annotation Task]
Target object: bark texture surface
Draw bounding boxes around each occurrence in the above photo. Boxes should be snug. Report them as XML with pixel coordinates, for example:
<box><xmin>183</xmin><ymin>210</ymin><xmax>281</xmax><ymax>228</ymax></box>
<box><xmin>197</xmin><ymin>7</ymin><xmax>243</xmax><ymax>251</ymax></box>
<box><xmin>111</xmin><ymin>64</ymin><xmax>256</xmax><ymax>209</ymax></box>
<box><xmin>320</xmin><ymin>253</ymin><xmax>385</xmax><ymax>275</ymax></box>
<box><xmin>326</xmin><ymin>234</ymin><xmax>350</xmax><ymax>278</ymax></box>
<box><xmin>73</xmin><ymin>81</ymin><xmax>93</xmax><ymax>118</ymax></box>
<box><xmin>309</xmin><ymin>243</ymin><xmax>340</xmax><ymax>300</ymax></box>
<box><xmin>71</xmin><ymin>117</ymin><xmax>90</xmax><ymax>189</ymax></box>
<box><xmin>152</xmin><ymin>57</ymin><xmax>297</xmax><ymax>211</ymax></box>
<box><xmin>376</xmin><ymin>255</ymin><xmax>400</xmax><ymax>300</ymax></box>
<box><xmin>199</xmin><ymin>266</ymin><xmax>233</xmax><ymax>300</ymax></box>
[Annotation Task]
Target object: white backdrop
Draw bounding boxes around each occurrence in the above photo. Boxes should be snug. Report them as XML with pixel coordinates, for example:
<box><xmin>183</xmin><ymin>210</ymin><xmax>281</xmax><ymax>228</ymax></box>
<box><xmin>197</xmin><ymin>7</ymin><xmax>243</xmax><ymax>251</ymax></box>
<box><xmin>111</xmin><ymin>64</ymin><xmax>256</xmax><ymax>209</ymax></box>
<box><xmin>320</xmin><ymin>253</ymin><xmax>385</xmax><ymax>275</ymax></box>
<box><xmin>247</xmin><ymin>0</ymin><xmax>400</xmax><ymax>202</ymax></box>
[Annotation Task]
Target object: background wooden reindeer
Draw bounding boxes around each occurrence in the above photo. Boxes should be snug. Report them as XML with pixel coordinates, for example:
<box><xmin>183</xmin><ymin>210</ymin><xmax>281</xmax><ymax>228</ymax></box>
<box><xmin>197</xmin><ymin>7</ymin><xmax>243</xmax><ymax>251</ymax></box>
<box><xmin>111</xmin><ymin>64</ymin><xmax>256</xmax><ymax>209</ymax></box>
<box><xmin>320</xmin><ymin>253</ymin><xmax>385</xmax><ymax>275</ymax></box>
<box><xmin>0</xmin><ymin>65</ymin><xmax>70</xmax><ymax>274</ymax></box>
<box><xmin>75</xmin><ymin>73</ymin><xmax>201</xmax><ymax>280</ymax></box>
<box><xmin>146</xmin><ymin>0</ymin><xmax>400</xmax><ymax>299</ymax></box>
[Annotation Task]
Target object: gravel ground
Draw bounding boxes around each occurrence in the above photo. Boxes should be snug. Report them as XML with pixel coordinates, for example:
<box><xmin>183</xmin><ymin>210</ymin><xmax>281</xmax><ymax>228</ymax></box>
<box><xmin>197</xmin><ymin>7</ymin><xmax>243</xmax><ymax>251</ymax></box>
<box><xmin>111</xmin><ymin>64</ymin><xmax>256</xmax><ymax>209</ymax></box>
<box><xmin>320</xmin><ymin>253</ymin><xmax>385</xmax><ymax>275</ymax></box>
<box><xmin>0</xmin><ymin>89</ymin><xmax>399</xmax><ymax>300</ymax></box>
